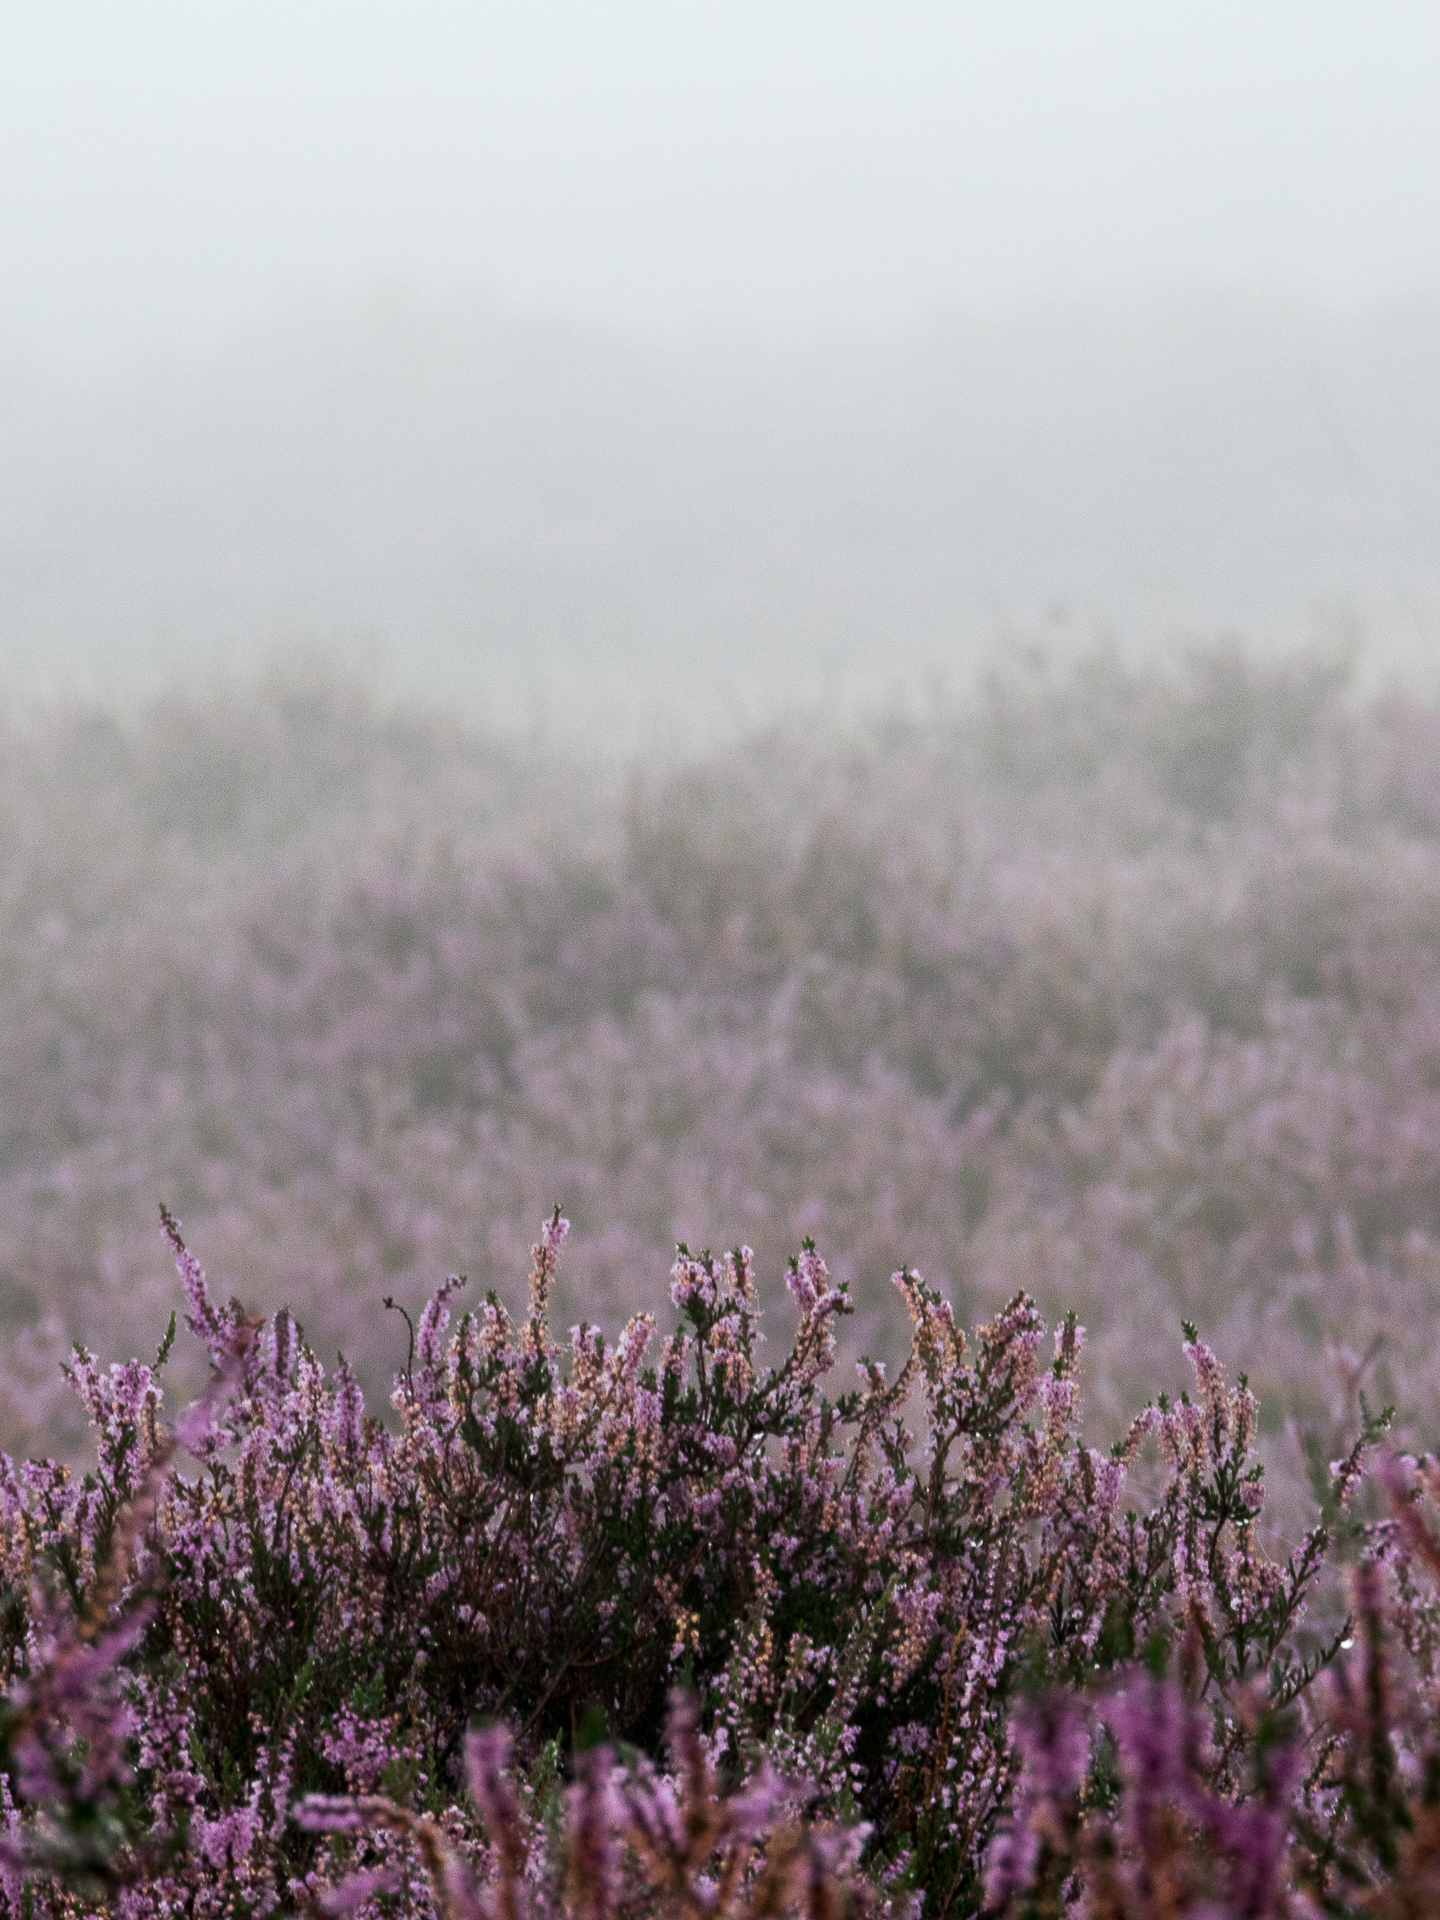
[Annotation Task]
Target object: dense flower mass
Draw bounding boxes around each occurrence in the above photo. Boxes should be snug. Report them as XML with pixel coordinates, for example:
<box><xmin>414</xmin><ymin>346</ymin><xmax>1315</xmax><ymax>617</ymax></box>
<box><xmin>0</xmin><ymin>1208</ymin><xmax>1436</xmax><ymax>1915</ymax></box>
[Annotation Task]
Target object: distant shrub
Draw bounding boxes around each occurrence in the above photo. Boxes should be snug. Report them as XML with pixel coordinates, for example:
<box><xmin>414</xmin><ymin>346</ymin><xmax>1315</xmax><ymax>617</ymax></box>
<box><xmin>6</xmin><ymin>641</ymin><xmax>1440</xmax><ymax>1585</ymax></box>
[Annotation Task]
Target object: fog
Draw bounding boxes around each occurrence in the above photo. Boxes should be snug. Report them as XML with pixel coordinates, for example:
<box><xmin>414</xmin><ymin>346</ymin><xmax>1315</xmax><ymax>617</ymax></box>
<box><xmin>1</xmin><ymin>290</ymin><xmax>1438</xmax><ymax>728</ymax></box>
<box><xmin>8</xmin><ymin>6</ymin><xmax>1440</xmax><ymax>1472</ymax></box>
<box><xmin>3</xmin><ymin>6</ymin><xmax>1440</xmax><ymax>722</ymax></box>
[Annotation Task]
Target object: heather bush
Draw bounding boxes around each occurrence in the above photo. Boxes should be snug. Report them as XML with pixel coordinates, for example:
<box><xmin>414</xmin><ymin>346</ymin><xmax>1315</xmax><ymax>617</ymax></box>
<box><xmin>0</xmin><ymin>1206</ymin><xmax>1406</xmax><ymax>1916</ymax></box>
<box><xmin>984</xmin><ymin>1465</ymin><xmax>1440</xmax><ymax>1917</ymax></box>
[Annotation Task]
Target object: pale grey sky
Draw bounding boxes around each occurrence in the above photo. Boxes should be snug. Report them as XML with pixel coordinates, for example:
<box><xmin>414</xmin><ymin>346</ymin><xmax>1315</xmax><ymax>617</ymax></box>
<box><xmin>3</xmin><ymin>4</ymin><xmax>1440</xmax><ymax>368</ymax></box>
<box><xmin>4</xmin><ymin>5</ymin><xmax>1440</xmax><ymax>716</ymax></box>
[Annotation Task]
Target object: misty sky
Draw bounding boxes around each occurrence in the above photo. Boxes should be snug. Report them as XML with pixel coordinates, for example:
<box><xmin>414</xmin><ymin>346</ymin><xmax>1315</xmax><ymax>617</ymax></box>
<box><xmin>4</xmin><ymin>6</ymin><xmax>1440</xmax><ymax>719</ymax></box>
<box><xmin>4</xmin><ymin>4</ymin><xmax>1440</xmax><ymax>366</ymax></box>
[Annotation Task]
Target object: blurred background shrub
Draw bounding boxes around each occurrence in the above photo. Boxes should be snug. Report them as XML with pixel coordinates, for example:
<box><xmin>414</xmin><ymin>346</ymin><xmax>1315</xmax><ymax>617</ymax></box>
<box><xmin>2</xmin><ymin>641</ymin><xmax>1438</xmax><ymax>1503</ymax></box>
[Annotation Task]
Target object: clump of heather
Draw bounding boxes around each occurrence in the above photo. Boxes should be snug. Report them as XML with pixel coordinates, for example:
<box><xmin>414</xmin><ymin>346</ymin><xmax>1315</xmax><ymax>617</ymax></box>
<box><xmin>985</xmin><ymin>1505</ymin><xmax>1440</xmax><ymax>1917</ymax></box>
<box><xmin>0</xmin><ymin>1210</ymin><xmax>1418</xmax><ymax>1917</ymax></box>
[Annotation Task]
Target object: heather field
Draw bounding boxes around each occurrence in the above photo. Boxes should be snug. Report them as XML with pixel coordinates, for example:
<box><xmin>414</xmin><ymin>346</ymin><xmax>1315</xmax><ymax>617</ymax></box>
<box><xmin>10</xmin><ymin>643</ymin><xmax>1440</xmax><ymax>1911</ymax></box>
<box><xmin>4</xmin><ymin>642</ymin><xmax>1440</xmax><ymax>1478</ymax></box>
